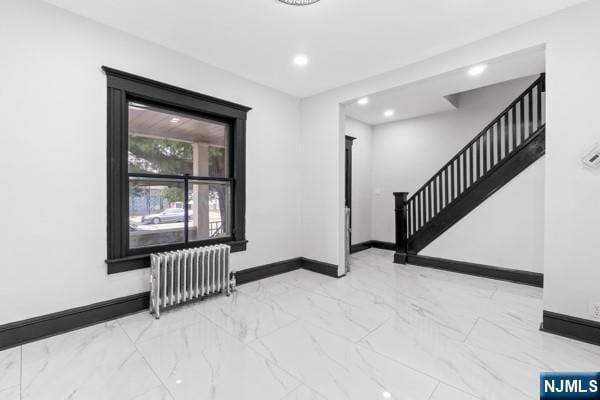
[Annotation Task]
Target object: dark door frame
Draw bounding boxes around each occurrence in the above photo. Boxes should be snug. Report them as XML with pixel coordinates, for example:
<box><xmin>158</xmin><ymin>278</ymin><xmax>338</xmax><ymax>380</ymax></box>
<box><xmin>345</xmin><ymin>135</ymin><xmax>356</xmax><ymax>246</ymax></box>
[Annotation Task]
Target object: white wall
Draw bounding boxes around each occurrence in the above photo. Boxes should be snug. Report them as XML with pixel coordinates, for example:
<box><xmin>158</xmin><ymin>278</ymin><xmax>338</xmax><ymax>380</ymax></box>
<box><xmin>299</xmin><ymin>100</ymin><xmax>344</xmax><ymax>267</ymax></box>
<box><xmin>2</xmin><ymin>0</ymin><xmax>599</xmax><ymax>326</ymax></box>
<box><xmin>300</xmin><ymin>0</ymin><xmax>600</xmax><ymax>320</ymax></box>
<box><xmin>344</xmin><ymin>118</ymin><xmax>372</xmax><ymax>245</ymax></box>
<box><xmin>0</xmin><ymin>0</ymin><xmax>301</xmax><ymax>325</ymax></box>
<box><xmin>369</xmin><ymin>76</ymin><xmax>545</xmax><ymax>273</ymax></box>
<box><xmin>421</xmin><ymin>159</ymin><xmax>545</xmax><ymax>273</ymax></box>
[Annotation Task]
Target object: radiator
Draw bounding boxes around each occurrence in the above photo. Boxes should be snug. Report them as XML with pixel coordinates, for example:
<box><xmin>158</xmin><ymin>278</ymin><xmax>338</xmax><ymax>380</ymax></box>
<box><xmin>149</xmin><ymin>244</ymin><xmax>235</xmax><ymax>319</ymax></box>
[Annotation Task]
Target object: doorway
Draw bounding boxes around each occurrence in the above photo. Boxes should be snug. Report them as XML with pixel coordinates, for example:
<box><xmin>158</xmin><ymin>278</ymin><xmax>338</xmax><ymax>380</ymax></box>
<box><xmin>345</xmin><ymin>135</ymin><xmax>355</xmax><ymax>268</ymax></box>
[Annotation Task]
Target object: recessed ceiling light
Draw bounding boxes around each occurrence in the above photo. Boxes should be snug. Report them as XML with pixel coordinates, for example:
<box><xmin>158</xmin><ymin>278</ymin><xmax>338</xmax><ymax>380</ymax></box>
<box><xmin>383</xmin><ymin>392</ymin><xmax>392</xmax><ymax>399</ymax></box>
<box><xmin>170</xmin><ymin>118</ymin><xmax>180</xmax><ymax>123</ymax></box>
<box><xmin>293</xmin><ymin>54</ymin><xmax>309</xmax><ymax>67</ymax></box>
<box><xmin>279</xmin><ymin>0</ymin><xmax>320</xmax><ymax>5</ymax></box>
<box><xmin>383</xmin><ymin>109</ymin><xmax>395</xmax><ymax>117</ymax></box>
<box><xmin>468</xmin><ymin>64</ymin><xmax>488</xmax><ymax>76</ymax></box>
<box><xmin>357</xmin><ymin>97</ymin><xmax>369</xmax><ymax>106</ymax></box>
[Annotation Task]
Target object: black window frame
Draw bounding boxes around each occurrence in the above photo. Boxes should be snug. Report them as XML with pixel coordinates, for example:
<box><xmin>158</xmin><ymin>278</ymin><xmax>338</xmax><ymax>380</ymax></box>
<box><xmin>103</xmin><ymin>67</ymin><xmax>250</xmax><ymax>274</ymax></box>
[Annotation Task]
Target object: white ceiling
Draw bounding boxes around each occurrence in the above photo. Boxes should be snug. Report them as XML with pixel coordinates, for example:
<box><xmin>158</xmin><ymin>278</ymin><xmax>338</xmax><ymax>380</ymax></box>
<box><xmin>345</xmin><ymin>46</ymin><xmax>545</xmax><ymax>125</ymax></box>
<box><xmin>43</xmin><ymin>0</ymin><xmax>586</xmax><ymax>97</ymax></box>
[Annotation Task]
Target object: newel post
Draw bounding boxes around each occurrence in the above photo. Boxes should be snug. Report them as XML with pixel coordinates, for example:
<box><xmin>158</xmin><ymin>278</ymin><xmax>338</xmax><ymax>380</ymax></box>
<box><xmin>393</xmin><ymin>192</ymin><xmax>409</xmax><ymax>264</ymax></box>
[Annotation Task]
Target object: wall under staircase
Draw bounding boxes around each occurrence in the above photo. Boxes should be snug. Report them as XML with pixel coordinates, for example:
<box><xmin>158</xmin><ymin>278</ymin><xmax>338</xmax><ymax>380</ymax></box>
<box><xmin>419</xmin><ymin>157</ymin><xmax>544</xmax><ymax>273</ymax></box>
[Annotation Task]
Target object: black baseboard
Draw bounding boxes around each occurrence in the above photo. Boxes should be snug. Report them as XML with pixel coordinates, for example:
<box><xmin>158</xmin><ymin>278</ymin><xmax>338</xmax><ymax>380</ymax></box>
<box><xmin>370</xmin><ymin>240</ymin><xmax>396</xmax><ymax>251</ymax></box>
<box><xmin>301</xmin><ymin>257</ymin><xmax>341</xmax><ymax>278</ymax></box>
<box><xmin>0</xmin><ymin>292</ymin><xmax>149</xmax><ymax>351</ymax></box>
<box><xmin>350</xmin><ymin>240</ymin><xmax>396</xmax><ymax>254</ymax></box>
<box><xmin>236</xmin><ymin>257</ymin><xmax>302</xmax><ymax>285</ymax></box>
<box><xmin>350</xmin><ymin>241</ymin><xmax>371</xmax><ymax>254</ymax></box>
<box><xmin>541</xmin><ymin>311</ymin><xmax>600</xmax><ymax>346</ymax></box>
<box><xmin>235</xmin><ymin>257</ymin><xmax>340</xmax><ymax>282</ymax></box>
<box><xmin>0</xmin><ymin>256</ymin><xmax>339</xmax><ymax>350</ymax></box>
<box><xmin>401</xmin><ymin>253</ymin><xmax>543</xmax><ymax>287</ymax></box>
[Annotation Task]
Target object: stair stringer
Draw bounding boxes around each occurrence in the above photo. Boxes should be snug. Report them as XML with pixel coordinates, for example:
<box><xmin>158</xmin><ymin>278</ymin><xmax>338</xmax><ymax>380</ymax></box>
<box><xmin>407</xmin><ymin>126</ymin><xmax>545</xmax><ymax>254</ymax></box>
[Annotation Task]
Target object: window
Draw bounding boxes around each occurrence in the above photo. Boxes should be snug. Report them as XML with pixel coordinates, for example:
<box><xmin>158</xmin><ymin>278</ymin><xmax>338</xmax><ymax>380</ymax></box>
<box><xmin>127</xmin><ymin>103</ymin><xmax>231</xmax><ymax>249</ymax></box>
<box><xmin>104</xmin><ymin>67</ymin><xmax>250</xmax><ymax>274</ymax></box>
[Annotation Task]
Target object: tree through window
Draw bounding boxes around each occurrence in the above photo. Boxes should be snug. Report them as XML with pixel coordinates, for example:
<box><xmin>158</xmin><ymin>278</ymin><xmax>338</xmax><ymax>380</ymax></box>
<box><xmin>127</xmin><ymin>102</ymin><xmax>231</xmax><ymax>249</ymax></box>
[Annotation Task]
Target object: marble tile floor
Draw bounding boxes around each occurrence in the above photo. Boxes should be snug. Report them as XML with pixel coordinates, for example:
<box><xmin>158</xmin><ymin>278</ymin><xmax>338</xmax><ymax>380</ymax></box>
<box><xmin>1</xmin><ymin>248</ymin><xmax>599</xmax><ymax>400</ymax></box>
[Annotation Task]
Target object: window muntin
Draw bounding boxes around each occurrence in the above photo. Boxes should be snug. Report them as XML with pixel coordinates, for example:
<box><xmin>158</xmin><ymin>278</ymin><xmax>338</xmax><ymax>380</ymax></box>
<box><xmin>127</xmin><ymin>101</ymin><xmax>233</xmax><ymax>251</ymax></box>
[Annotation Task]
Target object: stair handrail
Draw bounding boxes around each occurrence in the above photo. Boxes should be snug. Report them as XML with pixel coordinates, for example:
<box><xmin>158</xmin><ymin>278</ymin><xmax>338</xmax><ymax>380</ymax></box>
<box><xmin>394</xmin><ymin>71</ymin><xmax>547</xmax><ymax>260</ymax></box>
<box><xmin>406</xmin><ymin>73</ymin><xmax>545</xmax><ymax>206</ymax></box>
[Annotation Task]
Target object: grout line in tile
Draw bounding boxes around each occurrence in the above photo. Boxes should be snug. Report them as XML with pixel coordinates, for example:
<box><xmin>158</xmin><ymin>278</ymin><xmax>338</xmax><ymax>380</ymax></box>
<box><xmin>354</xmin><ymin>332</ymin><xmax>481</xmax><ymax>397</ymax></box>
<box><xmin>115</xmin><ymin>317</ymin><xmax>138</xmax><ymax>345</ymax></box>
<box><xmin>236</xmin><ymin>289</ymin><xmax>303</xmax><ymax>321</ymax></box>
<box><xmin>121</xmin><ymin>304</ymin><xmax>228</xmax><ymax>346</ymax></box>
<box><xmin>113</xmin><ymin>318</ymin><xmax>170</xmax><ymax>400</ymax></box>
<box><xmin>353</xmin><ymin>315</ymin><xmax>393</xmax><ymax>344</ymax></box>
<box><xmin>243</xmin><ymin>337</ymin><xmax>307</xmax><ymax>398</ymax></box>
<box><xmin>277</xmin><ymin>382</ymin><xmax>329</xmax><ymax>400</ymax></box>
<box><xmin>463</xmin><ymin>317</ymin><xmax>480</xmax><ymax>343</ymax></box>
<box><xmin>129</xmin><ymin>384</ymin><xmax>172</xmax><ymax>400</ymax></box>
<box><xmin>121</xmin><ymin>310</ymin><xmax>302</xmax><ymax>398</ymax></box>
<box><xmin>249</xmin><ymin>316</ymin><xmax>301</xmax><ymax>347</ymax></box>
<box><xmin>191</xmin><ymin>294</ymin><xmax>301</xmax><ymax>344</ymax></box>
<box><xmin>278</xmin><ymin>282</ymin><xmax>387</xmax><ymax>313</ymax></box>
<box><xmin>427</xmin><ymin>381</ymin><xmax>440</xmax><ymax>400</ymax></box>
<box><xmin>281</xmin><ymin>277</ymin><xmax>354</xmax><ymax>303</ymax></box>
<box><xmin>295</xmin><ymin>306</ymin><xmax>386</xmax><ymax>344</ymax></box>
<box><xmin>246</xmin><ymin>335</ymin><xmax>329</xmax><ymax>400</ymax></box>
<box><xmin>132</xmin><ymin>339</ymin><xmax>177</xmax><ymax>400</ymax></box>
<box><xmin>0</xmin><ymin>385</ymin><xmax>21</xmax><ymax>400</ymax></box>
<box><xmin>262</xmin><ymin>317</ymin><xmax>447</xmax><ymax>397</ymax></box>
<box><xmin>277</xmin><ymin>382</ymin><xmax>304</xmax><ymax>400</ymax></box>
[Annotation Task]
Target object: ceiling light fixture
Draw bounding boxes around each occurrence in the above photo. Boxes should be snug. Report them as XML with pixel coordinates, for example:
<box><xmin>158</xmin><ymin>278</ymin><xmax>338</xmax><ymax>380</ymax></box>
<box><xmin>170</xmin><ymin>118</ymin><xmax>180</xmax><ymax>123</ymax></box>
<box><xmin>383</xmin><ymin>109</ymin><xmax>395</xmax><ymax>117</ymax></box>
<box><xmin>293</xmin><ymin>54</ymin><xmax>309</xmax><ymax>66</ymax></box>
<box><xmin>357</xmin><ymin>97</ymin><xmax>369</xmax><ymax>106</ymax></box>
<box><xmin>468</xmin><ymin>64</ymin><xmax>488</xmax><ymax>76</ymax></box>
<box><xmin>279</xmin><ymin>0</ymin><xmax>320</xmax><ymax>5</ymax></box>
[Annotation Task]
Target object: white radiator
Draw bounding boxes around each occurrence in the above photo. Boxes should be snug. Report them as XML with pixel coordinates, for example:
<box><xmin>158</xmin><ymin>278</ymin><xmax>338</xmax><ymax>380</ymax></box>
<box><xmin>149</xmin><ymin>244</ymin><xmax>235</xmax><ymax>319</ymax></box>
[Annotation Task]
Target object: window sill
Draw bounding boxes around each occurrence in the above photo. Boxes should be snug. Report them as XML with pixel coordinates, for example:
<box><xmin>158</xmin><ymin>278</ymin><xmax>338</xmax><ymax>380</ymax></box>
<box><xmin>105</xmin><ymin>240</ymin><xmax>247</xmax><ymax>274</ymax></box>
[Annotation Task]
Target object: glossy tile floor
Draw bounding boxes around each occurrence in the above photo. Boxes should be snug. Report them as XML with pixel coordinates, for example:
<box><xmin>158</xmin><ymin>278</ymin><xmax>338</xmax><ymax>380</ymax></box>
<box><xmin>2</xmin><ymin>248</ymin><xmax>600</xmax><ymax>400</ymax></box>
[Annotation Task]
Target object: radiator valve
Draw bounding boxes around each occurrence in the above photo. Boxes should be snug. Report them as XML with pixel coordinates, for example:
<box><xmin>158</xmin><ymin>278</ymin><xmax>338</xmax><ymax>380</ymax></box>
<box><xmin>229</xmin><ymin>271</ymin><xmax>237</xmax><ymax>295</ymax></box>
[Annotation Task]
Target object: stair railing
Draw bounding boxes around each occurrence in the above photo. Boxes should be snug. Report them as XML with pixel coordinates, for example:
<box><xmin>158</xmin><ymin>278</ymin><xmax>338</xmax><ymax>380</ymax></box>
<box><xmin>394</xmin><ymin>73</ymin><xmax>545</xmax><ymax>261</ymax></box>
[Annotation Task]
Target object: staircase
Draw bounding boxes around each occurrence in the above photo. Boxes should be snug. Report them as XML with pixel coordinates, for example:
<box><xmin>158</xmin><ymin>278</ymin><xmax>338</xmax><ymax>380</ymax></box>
<box><xmin>394</xmin><ymin>74</ymin><xmax>546</xmax><ymax>263</ymax></box>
